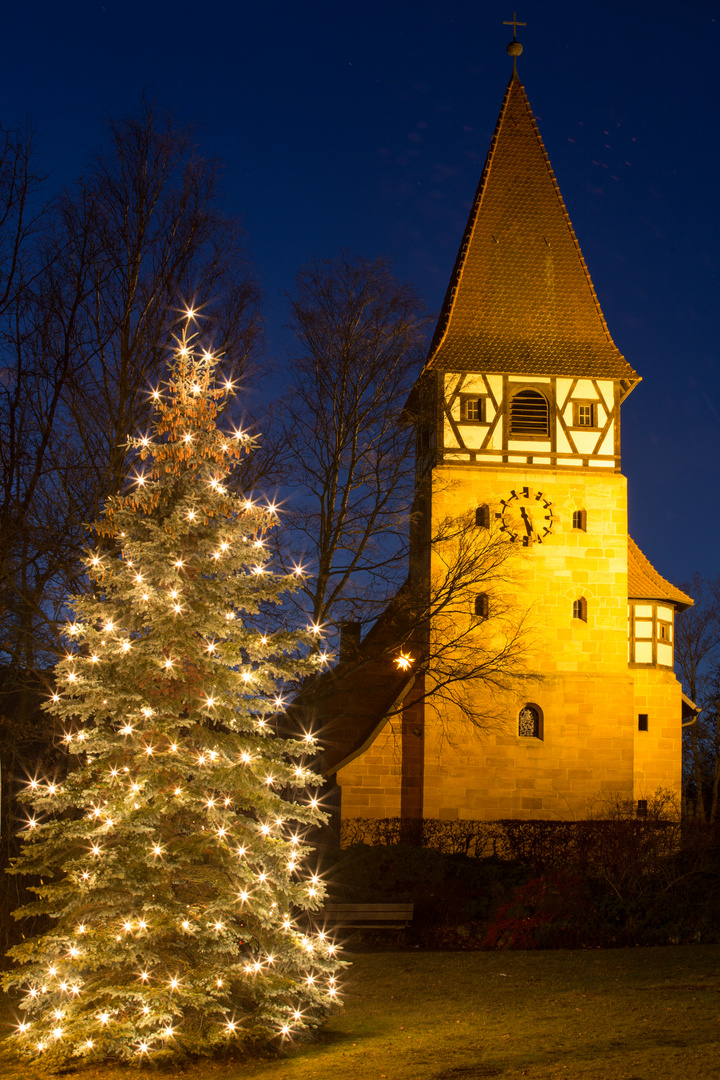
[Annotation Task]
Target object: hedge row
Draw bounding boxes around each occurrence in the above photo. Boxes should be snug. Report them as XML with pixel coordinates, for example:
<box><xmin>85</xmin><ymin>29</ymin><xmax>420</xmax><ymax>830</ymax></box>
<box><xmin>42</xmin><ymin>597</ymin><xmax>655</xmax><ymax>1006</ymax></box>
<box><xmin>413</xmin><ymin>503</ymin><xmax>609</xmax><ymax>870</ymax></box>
<box><xmin>339</xmin><ymin>815</ymin><xmax>684</xmax><ymax>872</ymax></box>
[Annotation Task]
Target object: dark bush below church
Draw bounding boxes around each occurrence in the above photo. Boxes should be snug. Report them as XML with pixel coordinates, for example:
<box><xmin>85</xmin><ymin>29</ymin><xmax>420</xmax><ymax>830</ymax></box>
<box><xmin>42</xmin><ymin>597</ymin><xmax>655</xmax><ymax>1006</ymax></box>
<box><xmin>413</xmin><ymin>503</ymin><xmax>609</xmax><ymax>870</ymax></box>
<box><xmin>322</xmin><ymin>819</ymin><xmax>720</xmax><ymax>949</ymax></box>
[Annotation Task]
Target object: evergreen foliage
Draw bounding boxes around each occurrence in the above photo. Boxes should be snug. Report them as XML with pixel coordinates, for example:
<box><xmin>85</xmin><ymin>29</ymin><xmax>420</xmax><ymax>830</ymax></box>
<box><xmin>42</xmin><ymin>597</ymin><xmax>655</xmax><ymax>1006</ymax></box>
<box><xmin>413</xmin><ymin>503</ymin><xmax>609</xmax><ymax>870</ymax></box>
<box><xmin>2</xmin><ymin>316</ymin><xmax>341</xmax><ymax>1065</ymax></box>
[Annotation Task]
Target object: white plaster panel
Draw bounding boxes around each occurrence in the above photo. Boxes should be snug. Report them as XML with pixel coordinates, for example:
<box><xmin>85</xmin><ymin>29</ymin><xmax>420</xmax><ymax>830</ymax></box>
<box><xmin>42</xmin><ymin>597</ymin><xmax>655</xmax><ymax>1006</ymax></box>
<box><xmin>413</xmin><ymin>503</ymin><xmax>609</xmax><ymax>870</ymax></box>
<box><xmin>556</xmin><ymin>425</ymin><xmax>572</xmax><ymax>452</ymax></box>
<box><xmin>634</xmin><ymin>605</ymin><xmax>653</xmax><ymax>617</ymax></box>
<box><xmin>508</xmin><ymin>375</ymin><xmax>551</xmax><ymax>383</ymax></box>
<box><xmin>572</xmin><ymin>431</ymin><xmax>600</xmax><ymax>454</ymax></box>
<box><xmin>532</xmin><ymin>456</ymin><xmax>551</xmax><ymax>464</ymax></box>
<box><xmin>486</xmin><ymin>375</ymin><xmax>503</xmax><ymax>403</ymax></box>
<box><xmin>596</xmin><ymin>426</ymin><xmax>614</xmax><ymax>456</ymax></box>
<box><xmin>657</xmin><ymin>643</ymin><xmax>673</xmax><ymax>667</ymax></box>
<box><xmin>508</xmin><ymin>440</ymin><xmax>552</xmax><ymax>452</ymax></box>
<box><xmin>488</xmin><ymin>426</ymin><xmax>502</xmax><ymax>450</ymax></box>
<box><xmin>444</xmin><ymin>452</ymin><xmax>469</xmax><ymax>460</ymax></box>
<box><xmin>635</xmin><ymin>619</ymin><xmax>653</xmax><ymax>638</ymax></box>
<box><xmin>657</xmin><ymin>605</ymin><xmax>673</xmax><ymax>621</ymax></box>
<box><xmin>444</xmin><ymin>421</ymin><xmax>458</xmax><ymax>448</ymax></box>
<box><xmin>597</xmin><ymin>381</ymin><xmax>614</xmax><ymax>410</ymax></box>
<box><xmin>459</xmin><ymin>375</ymin><xmax>486</xmax><ymax>394</ymax></box>
<box><xmin>634</xmin><ymin>642</ymin><xmax>653</xmax><ymax>663</ymax></box>
<box><xmin>444</xmin><ymin>373</ymin><xmax>460</xmax><ymax>397</ymax></box>
<box><xmin>464</xmin><ymin>427</ymin><xmax>490</xmax><ymax>449</ymax></box>
<box><xmin>558</xmin><ymin>458</ymin><xmax>583</xmax><ymax>466</ymax></box>
<box><xmin>556</xmin><ymin>378</ymin><xmax>573</xmax><ymax>406</ymax></box>
<box><xmin>588</xmin><ymin>459</ymin><xmax>612</xmax><ymax>467</ymax></box>
<box><xmin>574</xmin><ymin>379</ymin><xmax>598</xmax><ymax>398</ymax></box>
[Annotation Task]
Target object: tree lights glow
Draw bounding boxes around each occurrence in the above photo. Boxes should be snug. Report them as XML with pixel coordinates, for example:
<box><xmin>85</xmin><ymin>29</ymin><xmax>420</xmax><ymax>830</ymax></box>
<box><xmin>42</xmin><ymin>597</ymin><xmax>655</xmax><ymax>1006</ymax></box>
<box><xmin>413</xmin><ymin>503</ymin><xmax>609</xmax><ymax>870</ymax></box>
<box><xmin>2</xmin><ymin>318</ymin><xmax>341</xmax><ymax>1065</ymax></box>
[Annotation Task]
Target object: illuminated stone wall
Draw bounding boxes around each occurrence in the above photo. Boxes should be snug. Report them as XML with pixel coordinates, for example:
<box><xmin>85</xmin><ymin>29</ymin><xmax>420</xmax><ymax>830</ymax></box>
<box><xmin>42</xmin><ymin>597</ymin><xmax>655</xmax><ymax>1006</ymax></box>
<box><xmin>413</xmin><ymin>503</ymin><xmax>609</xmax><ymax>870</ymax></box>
<box><xmin>334</xmin><ymin>460</ymin><xmax>685</xmax><ymax>823</ymax></box>
<box><xmin>335</xmin><ymin>717</ymin><xmax>402</xmax><ymax>819</ymax></box>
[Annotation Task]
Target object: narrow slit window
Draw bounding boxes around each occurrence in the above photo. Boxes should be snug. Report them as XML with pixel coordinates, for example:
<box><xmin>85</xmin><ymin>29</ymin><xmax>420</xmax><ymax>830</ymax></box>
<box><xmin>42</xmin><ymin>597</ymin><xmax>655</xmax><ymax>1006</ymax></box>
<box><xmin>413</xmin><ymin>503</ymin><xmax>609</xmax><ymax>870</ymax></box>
<box><xmin>572</xmin><ymin>509</ymin><xmax>587</xmax><ymax>531</ymax></box>
<box><xmin>636</xmin><ymin>799</ymin><xmax>648</xmax><ymax>817</ymax></box>
<box><xmin>638</xmin><ymin>713</ymin><xmax>649</xmax><ymax>731</ymax></box>
<box><xmin>573</xmin><ymin>597</ymin><xmax>587</xmax><ymax>622</ymax></box>
<box><xmin>474</xmin><ymin>593</ymin><xmax>489</xmax><ymax>619</ymax></box>
<box><xmin>509</xmin><ymin>389</ymin><xmax>549</xmax><ymax>437</ymax></box>
<box><xmin>475</xmin><ymin>504</ymin><xmax>490</xmax><ymax>528</ymax></box>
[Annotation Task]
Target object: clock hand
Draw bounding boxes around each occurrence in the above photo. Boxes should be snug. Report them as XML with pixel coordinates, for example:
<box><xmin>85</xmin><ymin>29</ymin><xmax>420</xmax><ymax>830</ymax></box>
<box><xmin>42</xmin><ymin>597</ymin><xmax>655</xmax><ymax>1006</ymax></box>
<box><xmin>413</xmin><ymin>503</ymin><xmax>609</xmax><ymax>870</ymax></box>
<box><xmin>519</xmin><ymin>506</ymin><xmax>533</xmax><ymax>536</ymax></box>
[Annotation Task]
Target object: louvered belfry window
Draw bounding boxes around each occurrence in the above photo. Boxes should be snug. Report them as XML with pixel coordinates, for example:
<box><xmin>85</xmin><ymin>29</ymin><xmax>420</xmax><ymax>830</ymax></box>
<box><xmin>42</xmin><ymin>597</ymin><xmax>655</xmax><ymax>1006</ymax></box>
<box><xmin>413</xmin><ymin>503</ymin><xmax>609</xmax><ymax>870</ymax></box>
<box><xmin>510</xmin><ymin>389</ymin><xmax>549</xmax><ymax>437</ymax></box>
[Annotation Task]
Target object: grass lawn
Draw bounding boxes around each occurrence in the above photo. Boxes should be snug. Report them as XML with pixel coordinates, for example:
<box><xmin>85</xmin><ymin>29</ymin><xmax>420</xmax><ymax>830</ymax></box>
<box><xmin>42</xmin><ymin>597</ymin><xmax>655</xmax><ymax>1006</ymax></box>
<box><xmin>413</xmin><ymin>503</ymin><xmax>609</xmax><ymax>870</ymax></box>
<box><xmin>2</xmin><ymin>945</ymin><xmax>719</xmax><ymax>1079</ymax></box>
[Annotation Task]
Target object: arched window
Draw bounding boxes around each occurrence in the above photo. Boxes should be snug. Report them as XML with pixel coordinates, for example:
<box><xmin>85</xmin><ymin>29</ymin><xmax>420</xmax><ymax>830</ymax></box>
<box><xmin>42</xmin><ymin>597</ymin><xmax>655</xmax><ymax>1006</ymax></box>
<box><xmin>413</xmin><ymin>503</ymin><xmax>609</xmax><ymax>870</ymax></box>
<box><xmin>475</xmin><ymin>504</ymin><xmax>490</xmax><ymax>528</ymax></box>
<box><xmin>474</xmin><ymin>593</ymin><xmax>489</xmax><ymax>619</ymax></box>
<box><xmin>518</xmin><ymin>704</ymin><xmax>543</xmax><ymax>739</ymax></box>
<box><xmin>509</xmin><ymin>389</ymin><xmax>549</xmax><ymax>437</ymax></box>
<box><xmin>573</xmin><ymin>597</ymin><xmax>587</xmax><ymax>622</ymax></box>
<box><xmin>572</xmin><ymin>509</ymin><xmax>587</xmax><ymax>531</ymax></box>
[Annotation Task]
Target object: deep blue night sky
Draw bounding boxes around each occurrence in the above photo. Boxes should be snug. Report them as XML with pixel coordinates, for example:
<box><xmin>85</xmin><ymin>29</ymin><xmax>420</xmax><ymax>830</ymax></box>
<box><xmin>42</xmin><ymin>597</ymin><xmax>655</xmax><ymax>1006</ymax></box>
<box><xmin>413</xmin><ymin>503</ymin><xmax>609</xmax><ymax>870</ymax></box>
<box><xmin>5</xmin><ymin>0</ymin><xmax>719</xmax><ymax>588</ymax></box>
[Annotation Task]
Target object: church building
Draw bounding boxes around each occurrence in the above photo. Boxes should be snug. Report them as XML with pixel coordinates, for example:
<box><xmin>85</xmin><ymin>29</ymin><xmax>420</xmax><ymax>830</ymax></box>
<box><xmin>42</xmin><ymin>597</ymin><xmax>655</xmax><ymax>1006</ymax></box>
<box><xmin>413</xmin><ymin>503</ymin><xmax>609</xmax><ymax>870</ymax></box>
<box><xmin>317</xmin><ymin>36</ymin><xmax>694</xmax><ymax>828</ymax></box>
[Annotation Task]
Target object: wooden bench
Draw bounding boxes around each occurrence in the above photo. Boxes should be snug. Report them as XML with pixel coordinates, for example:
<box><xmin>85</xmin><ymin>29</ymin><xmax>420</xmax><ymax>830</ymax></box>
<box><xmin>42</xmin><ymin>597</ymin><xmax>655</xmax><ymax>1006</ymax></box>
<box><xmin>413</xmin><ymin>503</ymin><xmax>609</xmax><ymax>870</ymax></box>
<box><xmin>321</xmin><ymin>902</ymin><xmax>414</xmax><ymax>937</ymax></box>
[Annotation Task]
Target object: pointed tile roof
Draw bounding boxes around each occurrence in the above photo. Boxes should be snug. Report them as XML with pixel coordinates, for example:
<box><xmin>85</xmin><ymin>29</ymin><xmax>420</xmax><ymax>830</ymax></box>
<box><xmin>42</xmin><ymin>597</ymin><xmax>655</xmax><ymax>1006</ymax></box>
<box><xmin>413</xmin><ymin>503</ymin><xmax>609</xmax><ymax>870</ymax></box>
<box><xmin>426</xmin><ymin>74</ymin><xmax>640</xmax><ymax>385</ymax></box>
<box><xmin>628</xmin><ymin>537</ymin><xmax>693</xmax><ymax>610</ymax></box>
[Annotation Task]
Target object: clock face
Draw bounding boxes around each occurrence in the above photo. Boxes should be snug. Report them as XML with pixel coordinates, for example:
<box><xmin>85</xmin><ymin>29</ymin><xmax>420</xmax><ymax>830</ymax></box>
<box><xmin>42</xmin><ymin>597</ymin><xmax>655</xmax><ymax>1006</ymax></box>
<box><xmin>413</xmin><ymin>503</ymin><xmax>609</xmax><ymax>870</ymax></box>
<box><xmin>496</xmin><ymin>486</ymin><xmax>554</xmax><ymax>546</ymax></box>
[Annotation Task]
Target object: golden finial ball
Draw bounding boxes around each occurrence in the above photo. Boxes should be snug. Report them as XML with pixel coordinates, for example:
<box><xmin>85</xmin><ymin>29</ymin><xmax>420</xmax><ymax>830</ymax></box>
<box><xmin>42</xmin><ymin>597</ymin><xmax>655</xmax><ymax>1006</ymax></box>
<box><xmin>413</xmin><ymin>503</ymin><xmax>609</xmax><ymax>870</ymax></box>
<box><xmin>507</xmin><ymin>41</ymin><xmax>523</xmax><ymax>57</ymax></box>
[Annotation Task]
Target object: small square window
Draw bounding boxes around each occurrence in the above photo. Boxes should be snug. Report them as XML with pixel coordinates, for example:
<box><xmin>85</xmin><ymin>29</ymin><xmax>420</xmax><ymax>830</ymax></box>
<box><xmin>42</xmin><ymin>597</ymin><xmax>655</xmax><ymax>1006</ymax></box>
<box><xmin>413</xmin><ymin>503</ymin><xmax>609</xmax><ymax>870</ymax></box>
<box><xmin>461</xmin><ymin>396</ymin><xmax>485</xmax><ymax>422</ymax></box>
<box><xmin>638</xmin><ymin>713</ymin><xmax>649</xmax><ymax>731</ymax></box>
<box><xmin>573</xmin><ymin>402</ymin><xmax>596</xmax><ymax>427</ymax></box>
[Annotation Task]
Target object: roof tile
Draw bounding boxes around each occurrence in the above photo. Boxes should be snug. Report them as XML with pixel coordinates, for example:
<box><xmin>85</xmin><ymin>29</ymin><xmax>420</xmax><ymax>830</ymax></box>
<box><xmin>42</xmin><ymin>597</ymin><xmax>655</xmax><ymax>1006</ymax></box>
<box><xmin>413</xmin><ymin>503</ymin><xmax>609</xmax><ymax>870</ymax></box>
<box><xmin>628</xmin><ymin>537</ymin><xmax>693</xmax><ymax>609</ymax></box>
<box><xmin>425</xmin><ymin>76</ymin><xmax>640</xmax><ymax>384</ymax></box>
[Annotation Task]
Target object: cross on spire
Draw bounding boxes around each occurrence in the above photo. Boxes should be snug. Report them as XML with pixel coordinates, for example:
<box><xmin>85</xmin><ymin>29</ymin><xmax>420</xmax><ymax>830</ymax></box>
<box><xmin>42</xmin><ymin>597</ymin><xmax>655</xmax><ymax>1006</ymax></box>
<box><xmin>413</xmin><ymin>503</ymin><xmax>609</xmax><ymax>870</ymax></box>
<box><xmin>503</xmin><ymin>12</ymin><xmax>526</xmax><ymax>40</ymax></box>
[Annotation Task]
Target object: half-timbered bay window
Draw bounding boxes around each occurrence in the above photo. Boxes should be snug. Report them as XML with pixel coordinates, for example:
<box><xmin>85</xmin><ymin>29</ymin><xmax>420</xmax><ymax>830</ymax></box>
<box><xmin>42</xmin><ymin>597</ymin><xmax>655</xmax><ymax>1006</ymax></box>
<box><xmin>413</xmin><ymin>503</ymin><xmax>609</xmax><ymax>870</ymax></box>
<box><xmin>509</xmin><ymin>389</ymin><xmax>549</xmax><ymax>437</ymax></box>
<box><xmin>629</xmin><ymin>602</ymin><xmax>674</xmax><ymax>666</ymax></box>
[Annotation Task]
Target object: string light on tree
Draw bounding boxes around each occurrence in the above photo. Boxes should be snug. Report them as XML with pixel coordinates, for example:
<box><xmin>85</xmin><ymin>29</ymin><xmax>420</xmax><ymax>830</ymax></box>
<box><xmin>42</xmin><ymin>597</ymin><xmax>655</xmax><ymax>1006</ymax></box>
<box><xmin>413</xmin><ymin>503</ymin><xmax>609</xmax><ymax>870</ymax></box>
<box><xmin>3</xmin><ymin>314</ymin><xmax>343</xmax><ymax>1066</ymax></box>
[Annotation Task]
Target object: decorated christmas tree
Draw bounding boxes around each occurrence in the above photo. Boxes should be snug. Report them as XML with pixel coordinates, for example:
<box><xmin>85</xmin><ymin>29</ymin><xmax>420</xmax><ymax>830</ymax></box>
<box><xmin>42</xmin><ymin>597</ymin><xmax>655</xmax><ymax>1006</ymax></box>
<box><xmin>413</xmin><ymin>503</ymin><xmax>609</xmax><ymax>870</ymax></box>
<box><xmin>2</xmin><ymin>315</ymin><xmax>341</xmax><ymax>1065</ymax></box>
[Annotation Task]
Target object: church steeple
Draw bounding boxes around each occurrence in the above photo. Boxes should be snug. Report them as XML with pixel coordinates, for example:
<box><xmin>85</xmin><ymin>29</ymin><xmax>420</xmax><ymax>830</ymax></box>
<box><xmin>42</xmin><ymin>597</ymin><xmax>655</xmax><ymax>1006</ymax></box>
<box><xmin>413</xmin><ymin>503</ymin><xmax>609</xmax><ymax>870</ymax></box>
<box><xmin>427</xmin><ymin>64</ymin><xmax>639</xmax><ymax>391</ymax></box>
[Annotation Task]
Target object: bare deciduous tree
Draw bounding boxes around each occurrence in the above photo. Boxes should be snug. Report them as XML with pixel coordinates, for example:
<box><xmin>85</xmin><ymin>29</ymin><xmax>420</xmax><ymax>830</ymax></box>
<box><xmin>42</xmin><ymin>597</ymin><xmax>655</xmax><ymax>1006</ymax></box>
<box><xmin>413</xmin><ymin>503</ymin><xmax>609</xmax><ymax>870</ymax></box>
<box><xmin>675</xmin><ymin>574</ymin><xmax>720</xmax><ymax>820</ymax></box>
<box><xmin>0</xmin><ymin>101</ymin><xmax>262</xmax><ymax>683</ymax></box>
<box><xmin>277</xmin><ymin>252</ymin><xmax>431</xmax><ymax>634</ymax></box>
<box><xmin>295</xmin><ymin>513</ymin><xmax>537</xmax><ymax>773</ymax></box>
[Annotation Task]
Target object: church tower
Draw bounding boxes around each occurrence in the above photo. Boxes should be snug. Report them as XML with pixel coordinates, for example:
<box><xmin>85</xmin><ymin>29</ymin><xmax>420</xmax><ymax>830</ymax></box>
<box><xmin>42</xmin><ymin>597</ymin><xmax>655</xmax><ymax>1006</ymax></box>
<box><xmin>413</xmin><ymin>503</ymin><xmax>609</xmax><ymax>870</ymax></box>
<box><xmin>323</xmin><ymin>31</ymin><xmax>693</xmax><ymax>826</ymax></box>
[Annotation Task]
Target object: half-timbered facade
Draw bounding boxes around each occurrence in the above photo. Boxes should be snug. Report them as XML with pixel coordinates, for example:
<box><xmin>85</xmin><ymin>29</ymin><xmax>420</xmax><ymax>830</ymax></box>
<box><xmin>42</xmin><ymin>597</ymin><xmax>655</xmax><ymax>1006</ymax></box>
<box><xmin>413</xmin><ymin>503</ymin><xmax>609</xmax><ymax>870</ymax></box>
<box><xmin>319</xmin><ymin>57</ymin><xmax>693</xmax><ymax>828</ymax></box>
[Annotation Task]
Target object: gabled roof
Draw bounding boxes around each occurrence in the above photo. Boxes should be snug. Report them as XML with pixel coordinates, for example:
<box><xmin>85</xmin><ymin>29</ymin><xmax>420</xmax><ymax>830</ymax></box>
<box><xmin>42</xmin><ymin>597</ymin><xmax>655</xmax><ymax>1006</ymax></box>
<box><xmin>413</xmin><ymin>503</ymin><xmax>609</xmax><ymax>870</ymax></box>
<box><xmin>628</xmin><ymin>537</ymin><xmax>693</xmax><ymax>610</ymax></box>
<box><xmin>425</xmin><ymin>73</ymin><xmax>640</xmax><ymax>385</ymax></box>
<box><xmin>309</xmin><ymin>580</ymin><xmax>420</xmax><ymax>774</ymax></box>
